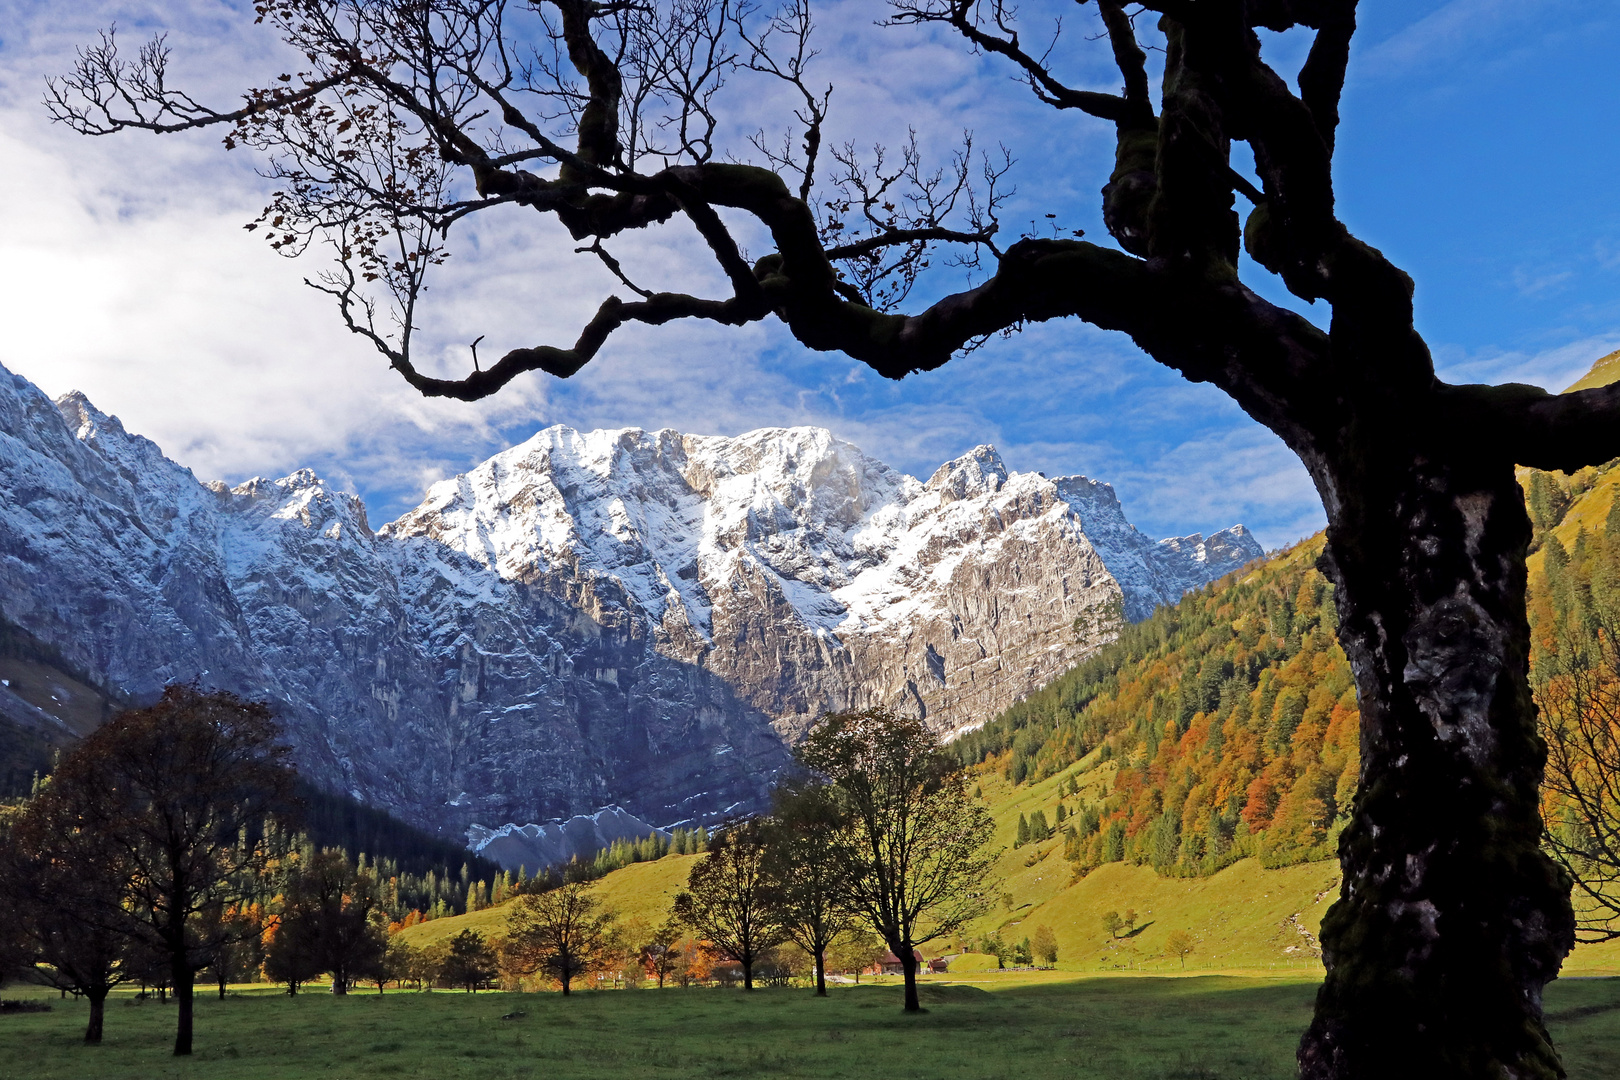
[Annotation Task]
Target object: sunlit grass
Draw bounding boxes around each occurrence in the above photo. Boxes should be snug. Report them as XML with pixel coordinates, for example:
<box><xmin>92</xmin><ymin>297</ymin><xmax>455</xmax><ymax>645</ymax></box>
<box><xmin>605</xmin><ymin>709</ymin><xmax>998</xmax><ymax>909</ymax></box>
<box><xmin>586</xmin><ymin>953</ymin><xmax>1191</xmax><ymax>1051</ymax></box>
<box><xmin>2</xmin><ymin>973</ymin><xmax>1617</xmax><ymax>1080</ymax></box>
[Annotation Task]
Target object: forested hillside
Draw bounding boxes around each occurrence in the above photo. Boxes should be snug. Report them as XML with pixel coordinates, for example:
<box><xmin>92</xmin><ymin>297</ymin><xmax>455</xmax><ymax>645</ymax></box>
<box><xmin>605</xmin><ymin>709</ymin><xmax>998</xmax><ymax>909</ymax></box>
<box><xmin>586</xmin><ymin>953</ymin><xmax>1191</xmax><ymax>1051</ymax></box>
<box><xmin>958</xmin><ymin>539</ymin><xmax>1356</xmax><ymax>878</ymax></box>
<box><xmin>961</xmin><ymin>454</ymin><xmax>1620</xmax><ymax>889</ymax></box>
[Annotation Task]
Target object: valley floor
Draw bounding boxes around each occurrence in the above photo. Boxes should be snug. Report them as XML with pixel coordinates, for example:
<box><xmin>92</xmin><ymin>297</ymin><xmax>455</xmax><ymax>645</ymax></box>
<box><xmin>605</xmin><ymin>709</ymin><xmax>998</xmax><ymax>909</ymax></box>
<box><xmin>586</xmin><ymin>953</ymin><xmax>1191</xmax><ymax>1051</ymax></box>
<box><xmin>2</xmin><ymin>974</ymin><xmax>1617</xmax><ymax>1080</ymax></box>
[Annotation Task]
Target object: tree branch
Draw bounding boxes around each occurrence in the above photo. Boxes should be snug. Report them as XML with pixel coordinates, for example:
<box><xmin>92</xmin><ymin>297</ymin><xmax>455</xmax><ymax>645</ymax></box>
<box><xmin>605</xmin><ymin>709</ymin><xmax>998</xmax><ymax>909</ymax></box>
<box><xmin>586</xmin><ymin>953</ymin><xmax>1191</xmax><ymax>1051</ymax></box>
<box><xmin>887</xmin><ymin>1</ymin><xmax>1133</xmax><ymax>123</ymax></box>
<box><xmin>1449</xmin><ymin>382</ymin><xmax>1620</xmax><ymax>473</ymax></box>
<box><xmin>1296</xmin><ymin>1</ymin><xmax>1357</xmax><ymax>156</ymax></box>
<box><xmin>45</xmin><ymin>29</ymin><xmax>355</xmax><ymax>136</ymax></box>
<box><xmin>825</xmin><ymin>225</ymin><xmax>998</xmax><ymax>262</ymax></box>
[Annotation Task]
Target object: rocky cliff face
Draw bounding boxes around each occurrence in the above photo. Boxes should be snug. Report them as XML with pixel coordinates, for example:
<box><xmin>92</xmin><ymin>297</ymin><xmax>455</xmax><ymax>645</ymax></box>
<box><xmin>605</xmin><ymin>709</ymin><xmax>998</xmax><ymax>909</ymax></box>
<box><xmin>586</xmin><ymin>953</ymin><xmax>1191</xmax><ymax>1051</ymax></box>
<box><xmin>0</xmin><ymin>363</ymin><xmax>1260</xmax><ymax>837</ymax></box>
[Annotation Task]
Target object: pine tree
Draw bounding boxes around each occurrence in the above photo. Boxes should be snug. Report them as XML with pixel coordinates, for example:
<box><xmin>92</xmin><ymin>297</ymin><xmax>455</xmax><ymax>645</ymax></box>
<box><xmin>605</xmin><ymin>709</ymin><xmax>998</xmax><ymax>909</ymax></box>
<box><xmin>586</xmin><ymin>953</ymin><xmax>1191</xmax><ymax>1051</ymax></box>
<box><xmin>1016</xmin><ymin>813</ymin><xmax>1030</xmax><ymax>847</ymax></box>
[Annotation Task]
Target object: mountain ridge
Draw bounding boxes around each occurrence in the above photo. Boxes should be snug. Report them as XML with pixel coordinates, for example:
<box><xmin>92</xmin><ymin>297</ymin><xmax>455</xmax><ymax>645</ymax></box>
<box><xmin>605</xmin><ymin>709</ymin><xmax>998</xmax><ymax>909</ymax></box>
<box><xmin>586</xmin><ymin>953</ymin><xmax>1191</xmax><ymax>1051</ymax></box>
<box><xmin>0</xmin><ymin>361</ymin><xmax>1259</xmax><ymax>839</ymax></box>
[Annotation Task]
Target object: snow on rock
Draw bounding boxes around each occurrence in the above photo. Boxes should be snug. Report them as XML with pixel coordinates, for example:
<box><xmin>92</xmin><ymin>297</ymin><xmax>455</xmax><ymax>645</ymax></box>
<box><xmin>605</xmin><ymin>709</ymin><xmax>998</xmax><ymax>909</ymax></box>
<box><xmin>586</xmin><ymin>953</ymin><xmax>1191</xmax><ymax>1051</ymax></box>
<box><xmin>467</xmin><ymin>806</ymin><xmax>669</xmax><ymax>872</ymax></box>
<box><xmin>0</xmin><ymin>362</ymin><xmax>1261</xmax><ymax>838</ymax></box>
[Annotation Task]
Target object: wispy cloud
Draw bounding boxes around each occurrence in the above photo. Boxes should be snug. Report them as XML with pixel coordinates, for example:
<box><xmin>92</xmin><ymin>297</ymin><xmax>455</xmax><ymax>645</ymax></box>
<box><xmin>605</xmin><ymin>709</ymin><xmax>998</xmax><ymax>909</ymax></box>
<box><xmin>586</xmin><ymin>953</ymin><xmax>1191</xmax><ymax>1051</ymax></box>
<box><xmin>1431</xmin><ymin>335</ymin><xmax>1620</xmax><ymax>391</ymax></box>
<box><xmin>1513</xmin><ymin>266</ymin><xmax>1576</xmax><ymax>299</ymax></box>
<box><xmin>1354</xmin><ymin>0</ymin><xmax>1554</xmax><ymax>81</ymax></box>
<box><xmin>0</xmin><ymin>0</ymin><xmax>1607</xmax><ymax>555</ymax></box>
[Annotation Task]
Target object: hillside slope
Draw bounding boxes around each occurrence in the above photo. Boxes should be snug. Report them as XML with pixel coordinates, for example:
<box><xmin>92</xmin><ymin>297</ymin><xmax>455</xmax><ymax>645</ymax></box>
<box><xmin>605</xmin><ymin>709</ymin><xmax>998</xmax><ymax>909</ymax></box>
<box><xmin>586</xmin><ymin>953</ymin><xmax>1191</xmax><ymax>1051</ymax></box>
<box><xmin>398</xmin><ymin>775</ymin><xmax>1620</xmax><ymax>974</ymax></box>
<box><xmin>956</xmin><ymin>537</ymin><xmax>1356</xmax><ymax>880</ymax></box>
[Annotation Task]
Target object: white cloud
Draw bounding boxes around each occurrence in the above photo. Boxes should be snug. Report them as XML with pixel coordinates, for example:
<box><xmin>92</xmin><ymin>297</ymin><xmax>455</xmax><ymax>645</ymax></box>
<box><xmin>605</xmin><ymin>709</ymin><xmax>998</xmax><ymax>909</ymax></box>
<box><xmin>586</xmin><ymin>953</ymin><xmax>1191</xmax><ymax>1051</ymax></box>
<box><xmin>32</xmin><ymin>0</ymin><xmax>1609</xmax><ymax>554</ymax></box>
<box><xmin>1431</xmin><ymin>336</ymin><xmax>1620</xmax><ymax>393</ymax></box>
<box><xmin>1353</xmin><ymin>0</ymin><xmax>1552</xmax><ymax>81</ymax></box>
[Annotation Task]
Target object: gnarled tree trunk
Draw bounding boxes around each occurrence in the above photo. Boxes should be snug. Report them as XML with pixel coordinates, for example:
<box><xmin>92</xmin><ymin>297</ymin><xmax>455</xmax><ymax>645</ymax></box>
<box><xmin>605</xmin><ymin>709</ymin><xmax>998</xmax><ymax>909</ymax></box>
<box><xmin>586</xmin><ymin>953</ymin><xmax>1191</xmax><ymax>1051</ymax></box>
<box><xmin>1300</xmin><ymin>439</ymin><xmax>1575</xmax><ymax>1078</ymax></box>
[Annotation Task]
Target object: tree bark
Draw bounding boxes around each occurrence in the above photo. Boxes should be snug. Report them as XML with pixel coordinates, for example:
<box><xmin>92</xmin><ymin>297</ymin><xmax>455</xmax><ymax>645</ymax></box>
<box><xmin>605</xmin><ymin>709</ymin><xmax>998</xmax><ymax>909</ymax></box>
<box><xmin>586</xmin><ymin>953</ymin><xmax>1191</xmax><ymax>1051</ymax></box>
<box><xmin>742</xmin><ymin>958</ymin><xmax>754</xmax><ymax>991</ymax></box>
<box><xmin>172</xmin><ymin>962</ymin><xmax>194</xmax><ymax>1056</ymax></box>
<box><xmin>84</xmin><ymin>990</ymin><xmax>106</xmax><ymax>1044</ymax></box>
<box><xmin>899</xmin><ymin>949</ymin><xmax>919</xmax><ymax>1012</ymax></box>
<box><xmin>1298</xmin><ymin>450</ymin><xmax>1575</xmax><ymax>1079</ymax></box>
<box><xmin>814</xmin><ymin>949</ymin><xmax>826</xmax><ymax>996</ymax></box>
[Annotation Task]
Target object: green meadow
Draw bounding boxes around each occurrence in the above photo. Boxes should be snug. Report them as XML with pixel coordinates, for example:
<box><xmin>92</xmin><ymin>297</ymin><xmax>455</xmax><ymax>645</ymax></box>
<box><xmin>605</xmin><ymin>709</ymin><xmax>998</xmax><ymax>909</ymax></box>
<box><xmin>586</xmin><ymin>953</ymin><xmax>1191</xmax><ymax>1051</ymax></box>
<box><xmin>3</xmin><ymin>973</ymin><xmax>1618</xmax><ymax>1080</ymax></box>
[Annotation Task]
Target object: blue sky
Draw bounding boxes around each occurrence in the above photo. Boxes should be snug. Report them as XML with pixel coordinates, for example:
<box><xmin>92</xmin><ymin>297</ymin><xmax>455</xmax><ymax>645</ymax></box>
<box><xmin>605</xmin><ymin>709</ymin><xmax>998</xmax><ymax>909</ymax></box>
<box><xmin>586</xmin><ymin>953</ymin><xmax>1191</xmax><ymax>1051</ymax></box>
<box><xmin>1</xmin><ymin>1</ymin><xmax>1617</xmax><ymax>549</ymax></box>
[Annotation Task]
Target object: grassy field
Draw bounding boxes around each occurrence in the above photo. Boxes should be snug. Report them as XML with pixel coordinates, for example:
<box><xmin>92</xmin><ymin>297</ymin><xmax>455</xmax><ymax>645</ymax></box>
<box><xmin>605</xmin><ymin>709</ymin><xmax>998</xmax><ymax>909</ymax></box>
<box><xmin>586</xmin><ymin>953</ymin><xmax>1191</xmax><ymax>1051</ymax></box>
<box><xmin>3</xmin><ymin>973</ymin><xmax>1617</xmax><ymax>1080</ymax></box>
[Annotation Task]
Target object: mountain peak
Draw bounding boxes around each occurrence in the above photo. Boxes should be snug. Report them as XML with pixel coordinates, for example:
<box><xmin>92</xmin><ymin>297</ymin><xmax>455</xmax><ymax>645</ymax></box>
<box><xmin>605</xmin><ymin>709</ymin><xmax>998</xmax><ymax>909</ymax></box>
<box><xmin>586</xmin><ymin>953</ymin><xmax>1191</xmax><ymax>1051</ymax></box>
<box><xmin>0</xmin><ymin>361</ymin><xmax>1263</xmax><ymax>841</ymax></box>
<box><xmin>53</xmin><ymin>390</ymin><xmax>125</xmax><ymax>441</ymax></box>
<box><xmin>925</xmin><ymin>444</ymin><xmax>1008</xmax><ymax>502</ymax></box>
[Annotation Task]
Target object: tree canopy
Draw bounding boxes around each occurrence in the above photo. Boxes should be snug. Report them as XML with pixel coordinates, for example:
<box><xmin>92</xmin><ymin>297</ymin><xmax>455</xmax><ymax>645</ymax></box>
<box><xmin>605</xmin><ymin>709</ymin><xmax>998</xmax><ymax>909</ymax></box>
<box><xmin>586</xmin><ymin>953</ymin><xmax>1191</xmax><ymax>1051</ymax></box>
<box><xmin>798</xmin><ymin>706</ymin><xmax>996</xmax><ymax>1012</ymax></box>
<box><xmin>42</xmin><ymin>684</ymin><xmax>295</xmax><ymax>1055</ymax></box>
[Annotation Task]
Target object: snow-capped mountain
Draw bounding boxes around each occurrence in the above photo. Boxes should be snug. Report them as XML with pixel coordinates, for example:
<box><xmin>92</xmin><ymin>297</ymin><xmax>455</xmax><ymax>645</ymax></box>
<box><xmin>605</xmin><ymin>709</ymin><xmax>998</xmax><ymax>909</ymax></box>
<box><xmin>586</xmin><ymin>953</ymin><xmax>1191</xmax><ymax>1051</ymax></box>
<box><xmin>0</xmin><ymin>362</ymin><xmax>1260</xmax><ymax>839</ymax></box>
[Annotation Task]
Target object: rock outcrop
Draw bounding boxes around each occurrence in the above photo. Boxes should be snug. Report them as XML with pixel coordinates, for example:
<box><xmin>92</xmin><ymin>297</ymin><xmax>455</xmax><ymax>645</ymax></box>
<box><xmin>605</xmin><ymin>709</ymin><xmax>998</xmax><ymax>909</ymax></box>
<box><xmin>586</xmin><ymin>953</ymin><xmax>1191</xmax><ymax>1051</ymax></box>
<box><xmin>0</xmin><ymin>363</ymin><xmax>1261</xmax><ymax>838</ymax></box>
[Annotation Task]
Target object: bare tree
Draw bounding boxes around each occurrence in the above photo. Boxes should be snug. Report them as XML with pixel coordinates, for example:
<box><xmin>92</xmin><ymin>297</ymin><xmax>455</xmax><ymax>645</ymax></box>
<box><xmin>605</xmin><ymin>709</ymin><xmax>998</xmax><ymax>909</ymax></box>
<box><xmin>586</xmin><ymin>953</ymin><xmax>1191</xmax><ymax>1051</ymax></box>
<box><xmin>44</xmin><ymin>684</ymin><xmax>295</xmax><ymax>1055</ymax></box>
<box><xmin>501</xmin><ymin>880</ymin><xmax>615</xmax><ymax>994</ymax></box>
<box><xmin>1530</xmin><ymin>531</ymin><xmax>1620</xmax><ymax>941</ymax></box>
<box><xmin>672</xmin><ymin>818</ymin><xmax>784</xmax><ymax>990</ymax></box>
<box><xmin>45</xmin><ymin>2</ymin><xmax>1620</xmax><ymax>1072</ymax></box>
<box><xmin>797</xmin><ymin>707</ymin><xmax>996</xmax><ymax>1013</ymax></box>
